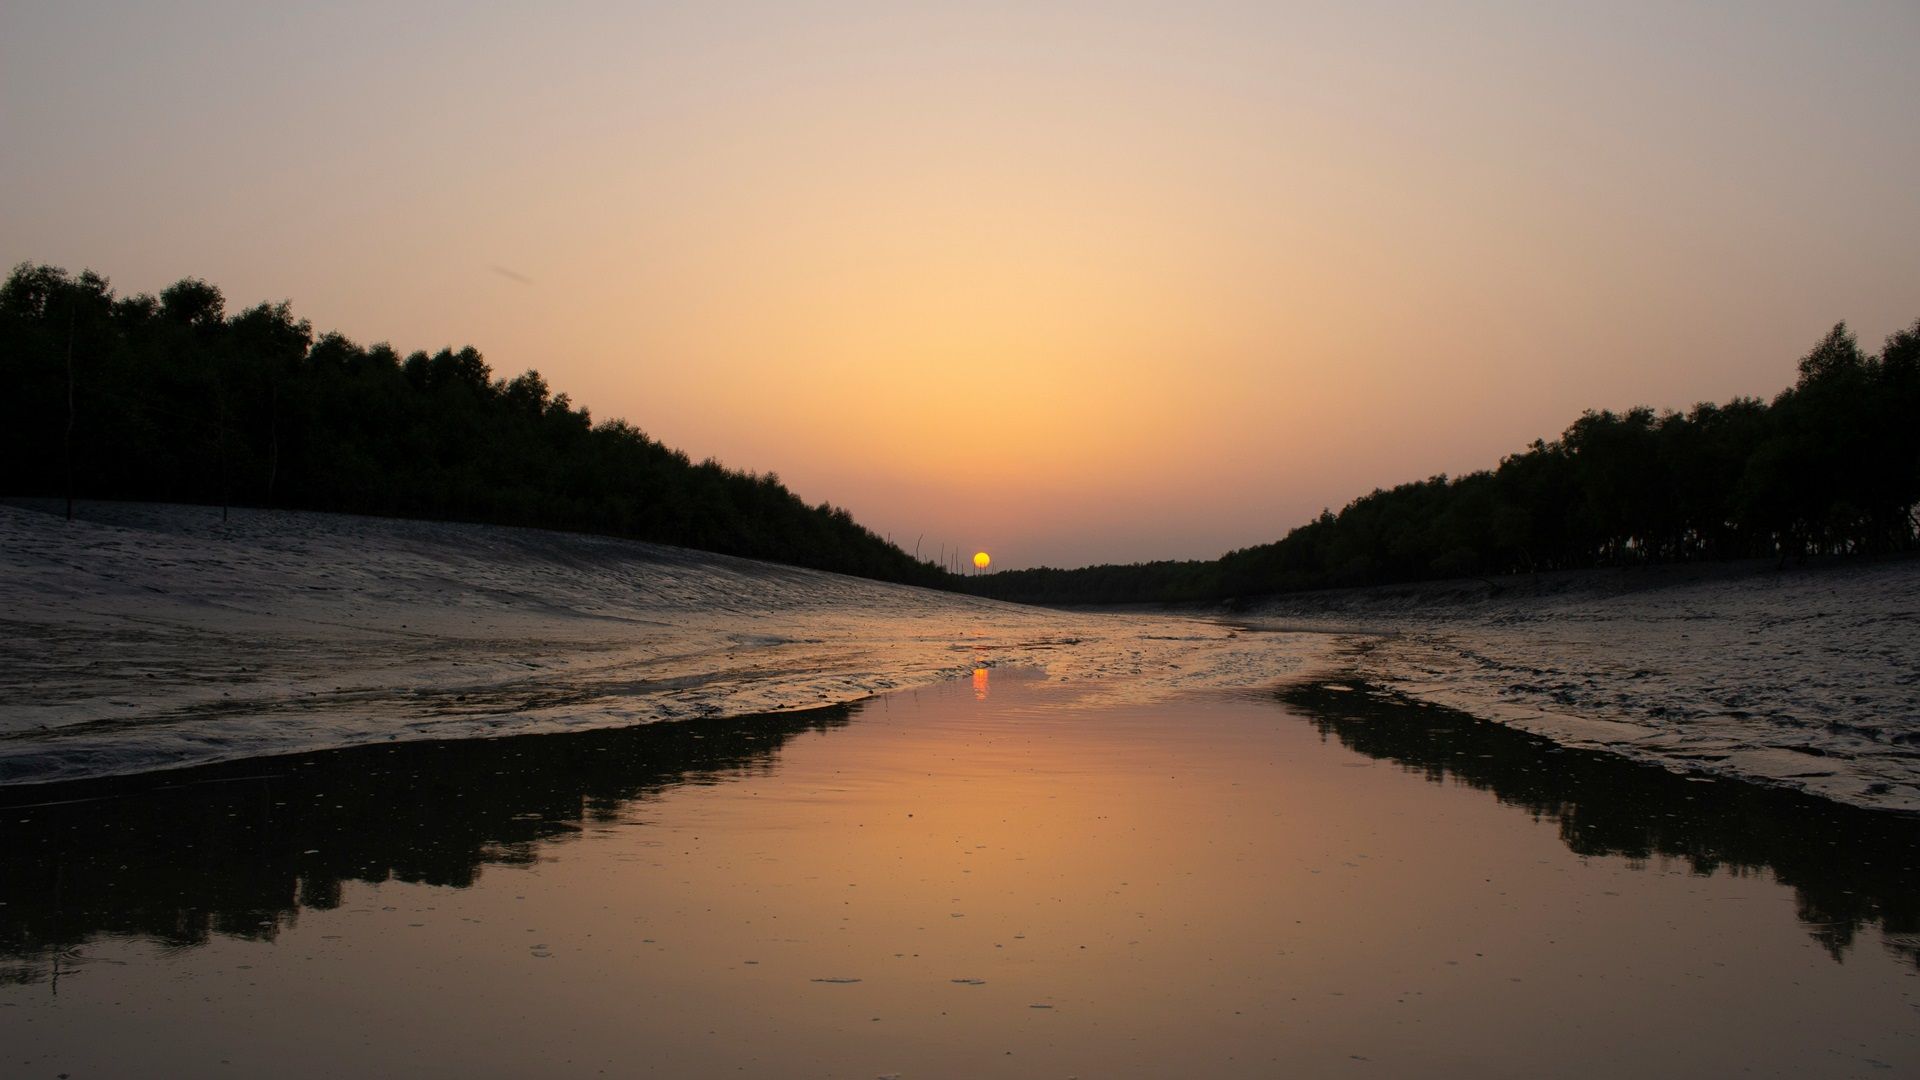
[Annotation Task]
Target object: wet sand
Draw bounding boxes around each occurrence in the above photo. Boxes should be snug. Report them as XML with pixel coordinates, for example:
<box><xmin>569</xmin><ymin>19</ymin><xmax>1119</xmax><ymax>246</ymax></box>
<box><xmin>4</xmin><ymin>670</ymin><xmax>1916</xmax><ymax>1077</ymax></box>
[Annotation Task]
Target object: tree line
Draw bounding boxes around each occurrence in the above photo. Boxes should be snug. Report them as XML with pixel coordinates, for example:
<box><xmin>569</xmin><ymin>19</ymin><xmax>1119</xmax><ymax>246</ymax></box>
<box><xmin>967</xmin><ymin>320</ymin><xmax>1920</xmax><ymax>606</ymax></box>
<box><xmin>8</xmin><ymin>262</ymin><xmax>1912</xmax><ymax>606</ymax></box>
<box><xmin>0</xmin><ymin>264</ymin><xmax>950</xmax><ymax>587</ymax></box>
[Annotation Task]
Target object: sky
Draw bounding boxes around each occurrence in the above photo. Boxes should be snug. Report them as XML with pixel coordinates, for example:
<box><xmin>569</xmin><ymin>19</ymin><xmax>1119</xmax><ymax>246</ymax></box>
<box><xmin>4</xmin><ymin>1</ymin><xmax>1917</xmax><ymax>570</ymax></box>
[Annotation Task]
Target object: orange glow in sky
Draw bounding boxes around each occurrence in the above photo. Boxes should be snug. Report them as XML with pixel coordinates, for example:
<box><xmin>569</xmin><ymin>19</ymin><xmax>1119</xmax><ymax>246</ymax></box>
<box><xmin>4</xmin><ymin>3</ymin><xmax>1916</xmax><ymax>568</ymax></box>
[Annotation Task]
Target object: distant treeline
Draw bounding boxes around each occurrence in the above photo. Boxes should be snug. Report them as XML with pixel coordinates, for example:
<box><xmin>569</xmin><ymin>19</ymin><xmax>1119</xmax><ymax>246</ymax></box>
<box><xmin>969</xmin><ymin>320</ymin><xmax>1920</xmax><ymax>606</ymax></box>
<box><xmin>0</xmin><ymin>264</ymin><xmax>949</xmax><ymax>587</ymax></box>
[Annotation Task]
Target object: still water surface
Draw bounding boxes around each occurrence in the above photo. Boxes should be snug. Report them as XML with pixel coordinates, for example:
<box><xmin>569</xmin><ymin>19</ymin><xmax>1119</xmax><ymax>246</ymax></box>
<box><xmin>3</xmin><ymin>669</ymin><xmax>1917</xmax><ymax>1076</ymax></box>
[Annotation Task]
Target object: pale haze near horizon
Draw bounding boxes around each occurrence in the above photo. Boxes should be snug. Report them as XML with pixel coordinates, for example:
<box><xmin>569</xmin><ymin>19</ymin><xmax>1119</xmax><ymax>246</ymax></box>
<box><xmin>4</xmin><ymin>1</ymin><xmax>1916</xmax><ymax>570</ymax></box>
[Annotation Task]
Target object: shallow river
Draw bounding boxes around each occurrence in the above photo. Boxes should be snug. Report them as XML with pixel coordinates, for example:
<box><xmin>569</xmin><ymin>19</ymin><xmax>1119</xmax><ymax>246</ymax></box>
<box><xmin>4</xmin><ymin>670</ymin><xmax>1916</xmax><ymax>1077</ymax></box>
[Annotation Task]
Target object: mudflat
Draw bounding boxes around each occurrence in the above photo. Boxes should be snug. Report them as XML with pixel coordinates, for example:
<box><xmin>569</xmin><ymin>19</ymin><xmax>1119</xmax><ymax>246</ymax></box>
<box><xmin>1243</xmin><ymin>555</ymin><xmax>1920</xmax><ymax>812</ymax></box>
<box><xmin>0</xmin><ymin>501</ymin><xmax>1327</xmax><ymax>784</ymax></box>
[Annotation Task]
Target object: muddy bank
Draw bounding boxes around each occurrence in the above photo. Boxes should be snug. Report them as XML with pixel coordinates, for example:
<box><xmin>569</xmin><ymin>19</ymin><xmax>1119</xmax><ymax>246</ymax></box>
<box><xmin>0</xmin><ymin>501</ymin><xmax>1332</xmax><ymax>785</ymax></box>
<box><xmin>1239</xmin><ymin>557</ymin><xmax>1920</xmax><ymax>813</ymax></box>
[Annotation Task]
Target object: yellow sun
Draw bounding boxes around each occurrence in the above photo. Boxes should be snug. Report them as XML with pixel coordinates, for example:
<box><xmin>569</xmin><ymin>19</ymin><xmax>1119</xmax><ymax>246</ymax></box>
<box><xmin>972</xmin><ymin>551</ymin><xmax>991</xmax><ymax>570</ymax></box>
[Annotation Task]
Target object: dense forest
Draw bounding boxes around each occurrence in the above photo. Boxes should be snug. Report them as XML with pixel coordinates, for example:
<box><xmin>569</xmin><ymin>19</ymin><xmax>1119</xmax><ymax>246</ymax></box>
<box><xmin>6</xmin><ymin>263</ymin><xmax>1913</xmax><ymax>607</ymax></box>
<box><xmin>967</xmin><ymin>319</ymin><xmax>1920</xmax><ymax>605</ymax></box>
<box><xmin>0</xmin><ymin>264</ymin><xmax>950</xmax><ymax>587</ymax></box>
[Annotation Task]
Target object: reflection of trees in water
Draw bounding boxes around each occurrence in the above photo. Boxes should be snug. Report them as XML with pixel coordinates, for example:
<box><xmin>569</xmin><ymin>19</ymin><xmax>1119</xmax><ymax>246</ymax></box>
<box><xmin>8</xmin><ymin>684</ymin><xmax>1915</xmax><ymax>988</ymax></box>
<box><xmin>0</xmin><ymin>703</ymin><xmax>858</xmax><ymax>986</ymax></box>
<box><xmin>1281</xmin><ymin>681</ymin><xmax>1920</xmax><ymax>968</ymax></box>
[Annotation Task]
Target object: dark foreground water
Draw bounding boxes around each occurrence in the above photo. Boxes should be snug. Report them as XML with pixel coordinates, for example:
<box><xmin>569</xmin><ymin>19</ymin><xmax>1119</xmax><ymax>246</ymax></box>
<box><xmin>3</xmin><ymin>670</ymin><xmax>1917</xmax><ymax>1077</ymax></box>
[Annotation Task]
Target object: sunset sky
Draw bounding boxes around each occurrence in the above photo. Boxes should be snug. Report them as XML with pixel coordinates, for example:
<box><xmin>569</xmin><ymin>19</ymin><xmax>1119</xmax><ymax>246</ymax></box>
<box><xmin>5</xmin><ymin>1</ymin><xmax>1917</xmax><ymax>569</ymax></box>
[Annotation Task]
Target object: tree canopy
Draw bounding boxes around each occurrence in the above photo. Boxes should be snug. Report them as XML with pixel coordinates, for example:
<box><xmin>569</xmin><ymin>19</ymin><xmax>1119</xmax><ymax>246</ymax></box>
<box><xmin>967</xmin><ymin>320</ymin><xmax>1920</xmax><ymax>606</ymax></box>
<box><xmin>0</xmin><ymin>263</ymin><xmax>949</xmax><ymax>587</ymax></box>
<box><xmin>7</xmin><ymin>263</ymin><xmax>1912</xmax><ymax>606</ymax></box>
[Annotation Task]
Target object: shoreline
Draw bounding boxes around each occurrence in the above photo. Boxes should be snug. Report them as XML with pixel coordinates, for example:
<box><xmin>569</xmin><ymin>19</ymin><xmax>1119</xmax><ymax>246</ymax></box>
<box><xmin>5</xmin><ymin>499</ymin><xmax>1916</xmax><ymax>817</ymax></box>
<box><xmin>1237</xmin><ymin>555</ymin><xmax>1920</xmax><ymax>815</ymax></box>
<box><xmin>0</xmin><ymin>501</ymin><xmax>1335</xmax><ymax>786</ymax></box>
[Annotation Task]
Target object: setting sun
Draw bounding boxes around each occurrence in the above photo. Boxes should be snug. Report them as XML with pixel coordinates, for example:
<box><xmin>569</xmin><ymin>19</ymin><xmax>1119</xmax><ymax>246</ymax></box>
<box><xmin>973</xmin><ymin>551</ymin><xmax>991</xmax><ymax>570</ymax></box>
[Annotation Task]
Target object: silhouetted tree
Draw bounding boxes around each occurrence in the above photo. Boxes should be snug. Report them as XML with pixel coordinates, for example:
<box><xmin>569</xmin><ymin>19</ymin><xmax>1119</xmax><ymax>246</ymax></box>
<box><xmin>967</xmin><ymin>320</ymin><xmax>1920</xmax><ymax>606</ymax></box>
<box><xmin>0</xmin><ymin>263</ymin><xmax>950</xmax><ymax>588</ymax></box>
<box><xmin>8</xmin><ymin>263</ymin><xmax>1911</xmax><ymax>603</ymax></box>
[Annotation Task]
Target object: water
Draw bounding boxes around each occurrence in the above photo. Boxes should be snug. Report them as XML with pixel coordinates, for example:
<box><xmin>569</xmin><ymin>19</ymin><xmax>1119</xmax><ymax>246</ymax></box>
<box><xmin>0</xmin><ymin>502</ymin><xmax>1329</xmax><ymax>785</ymax></box>
<box><xmin>3</xmin><ymin>671</ymin><xmax>1916</xmax><ymax>1076</ymax></box>
<box><xmin>5</xmin><ymin>502</ymin><xmax>1919</xmax><ymax>1071</ymax></box>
